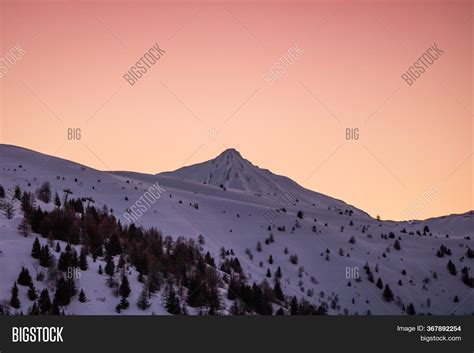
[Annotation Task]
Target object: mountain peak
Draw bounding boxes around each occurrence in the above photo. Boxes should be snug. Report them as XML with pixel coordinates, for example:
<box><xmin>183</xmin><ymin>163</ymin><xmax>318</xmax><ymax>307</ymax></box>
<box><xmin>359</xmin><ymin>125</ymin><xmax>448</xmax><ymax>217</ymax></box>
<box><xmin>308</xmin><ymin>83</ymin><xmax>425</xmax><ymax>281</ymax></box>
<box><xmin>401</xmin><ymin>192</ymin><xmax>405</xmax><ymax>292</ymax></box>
<box><xmin>216</xmin><ymin>148</ymin><xmax>243</xmax><ymax>159</ymax></box>
<box><xmin>159</xmin><ymin>147</ymin><xmax>299</xmax><ymax>195</ymax></box>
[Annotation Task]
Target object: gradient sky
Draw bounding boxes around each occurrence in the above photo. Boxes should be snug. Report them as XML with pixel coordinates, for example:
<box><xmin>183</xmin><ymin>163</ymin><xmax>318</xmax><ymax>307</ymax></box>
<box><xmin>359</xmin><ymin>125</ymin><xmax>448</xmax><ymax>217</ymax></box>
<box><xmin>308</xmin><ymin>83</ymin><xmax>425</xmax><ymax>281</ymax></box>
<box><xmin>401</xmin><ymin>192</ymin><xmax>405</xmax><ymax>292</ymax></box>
<box><xmin>0</xmin><ymin>0</ymin><xmax>472</xmax><ymax>220</ymax></box>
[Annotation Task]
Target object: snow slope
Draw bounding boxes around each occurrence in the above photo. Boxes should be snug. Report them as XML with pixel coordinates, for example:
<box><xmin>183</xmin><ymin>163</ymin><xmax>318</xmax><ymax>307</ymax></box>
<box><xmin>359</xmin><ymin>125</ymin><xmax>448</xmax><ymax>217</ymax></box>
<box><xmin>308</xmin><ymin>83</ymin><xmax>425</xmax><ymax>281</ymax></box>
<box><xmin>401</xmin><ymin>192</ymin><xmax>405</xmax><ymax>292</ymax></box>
<box><xmin>0</xmin><ymin>144</ymin><xmax>473</xmax><ymax>315</ymax></box>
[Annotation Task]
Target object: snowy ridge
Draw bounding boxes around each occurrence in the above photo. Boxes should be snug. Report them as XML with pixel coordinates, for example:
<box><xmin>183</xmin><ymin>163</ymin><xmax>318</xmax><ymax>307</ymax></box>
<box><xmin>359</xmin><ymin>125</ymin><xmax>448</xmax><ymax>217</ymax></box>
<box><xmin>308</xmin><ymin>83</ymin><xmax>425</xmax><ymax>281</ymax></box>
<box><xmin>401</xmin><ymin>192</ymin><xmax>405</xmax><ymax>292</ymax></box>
<box><xmin>0</xmin><ymin>144</ymin><xmax>473</xmax><ymax>315</ymax></box>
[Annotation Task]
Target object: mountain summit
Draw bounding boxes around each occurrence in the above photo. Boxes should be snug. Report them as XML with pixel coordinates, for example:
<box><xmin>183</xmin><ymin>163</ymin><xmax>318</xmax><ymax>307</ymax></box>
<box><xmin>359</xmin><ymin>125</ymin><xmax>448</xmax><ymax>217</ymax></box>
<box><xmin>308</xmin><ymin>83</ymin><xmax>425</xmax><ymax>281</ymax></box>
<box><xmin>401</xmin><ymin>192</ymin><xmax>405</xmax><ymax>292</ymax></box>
<box><xmin>159</xmin><ymin>148</ymin><xmax>300</xmax><ymax>196</ymax></box>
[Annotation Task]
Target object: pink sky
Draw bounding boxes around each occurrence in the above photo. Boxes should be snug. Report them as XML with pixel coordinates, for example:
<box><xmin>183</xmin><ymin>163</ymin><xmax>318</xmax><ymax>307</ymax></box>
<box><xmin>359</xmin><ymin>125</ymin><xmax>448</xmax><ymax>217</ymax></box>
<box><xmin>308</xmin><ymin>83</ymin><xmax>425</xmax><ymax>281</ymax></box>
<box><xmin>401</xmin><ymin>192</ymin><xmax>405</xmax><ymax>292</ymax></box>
<box><xmin>0</xmin><ymin>0</ymin><xmax>472</xmax><ymax>220</ymax></box>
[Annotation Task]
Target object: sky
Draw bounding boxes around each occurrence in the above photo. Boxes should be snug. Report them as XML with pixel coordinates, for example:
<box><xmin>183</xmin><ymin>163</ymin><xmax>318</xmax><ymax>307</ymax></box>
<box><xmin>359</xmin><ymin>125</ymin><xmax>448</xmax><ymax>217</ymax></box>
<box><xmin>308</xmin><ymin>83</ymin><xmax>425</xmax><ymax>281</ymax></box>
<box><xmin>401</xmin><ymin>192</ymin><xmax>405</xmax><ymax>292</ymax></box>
<box><xmin>0</xmin><ymin>0</ymin><xmax>472</xmax><ymax>220</ymax></box>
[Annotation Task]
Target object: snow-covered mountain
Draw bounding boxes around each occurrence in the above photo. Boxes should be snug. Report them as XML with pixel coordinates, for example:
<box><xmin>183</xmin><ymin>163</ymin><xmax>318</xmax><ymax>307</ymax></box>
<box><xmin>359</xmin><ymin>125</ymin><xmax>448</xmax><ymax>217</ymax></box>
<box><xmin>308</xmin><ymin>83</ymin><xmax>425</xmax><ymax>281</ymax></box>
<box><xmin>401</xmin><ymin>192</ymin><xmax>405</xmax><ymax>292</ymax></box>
<box><xmin>0</xmin><ymin>144</ymin><xmax>473</xmax><ymax>315</ymax></box>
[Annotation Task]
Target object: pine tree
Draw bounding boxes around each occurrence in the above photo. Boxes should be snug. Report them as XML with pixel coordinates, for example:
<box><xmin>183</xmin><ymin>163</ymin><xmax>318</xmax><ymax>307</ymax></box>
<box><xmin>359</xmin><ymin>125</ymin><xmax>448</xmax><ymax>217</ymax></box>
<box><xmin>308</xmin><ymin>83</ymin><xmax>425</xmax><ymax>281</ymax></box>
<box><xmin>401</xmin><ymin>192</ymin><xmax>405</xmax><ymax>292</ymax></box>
<box><xmin>78</xmin><ymin>289</ymin><xmax>87</xmax><ymax>303</ymax></box>
<box><xmin>266</xmin><ymin>268</ymin><xmax>271</xmax><ymax>278</ymax></box>
<box><xmin>119</xmin><ymin>274</ymin><xmax>131</xmax><ymax>299</ymax></box>
<box><xmin>376</xmin><ymin>278</ymin><xmax>383</xmax><ymax>289</ymax></box>
<box><xmin>104</xmin><ymin>256</ymin><xmax>115</xmax><ymax>276</ymax></box>
<box><xmin>256</xmin><ymin>241</ymin><xmax>262</xmax><ymax>252</ymax></box>
<box><xmin>274</xmin><ymin>280</ymin><xmax>284</xmax><ymax>301</ymax></box>
<box><xmin>27</xmin><ymin>283</ymin><xmax>37</xmax><ymax>301</ymax></box>
<box><xmin>57</xmin><ymin>251</ymin><xmax>72</xmax><ymax>272</ymax></box>
<box><xmin>17</xmin><ymin>267</ymin><xmax>33</xmax><ymax>286</ymax></box>
<box><xmin>383</xmin><ymin>284</ymin><xmax>394</xmax><ymax>302</ymax></box>
<box><xmin>407</xmin><ymin>303</ymin><xmax>416</xmax><ymax>315</ymax></box>
<box><xmin>393</xmin><ymin>239</ymin><xmax>401</xmax><ymax>250</ymax></box>
<box><xmin>0</xmin><ymin>184</ymin><xmax>5</xmax><ymax>198</ymax></box>
<box><xmin>14</xmin><ymin>185</ymin><xmax>22</xmax><ymax>200</ymax></box>
<box><xmin>55</xmin><ymin>242</ymin><xmax>61</xmax><ymax>253</ymax></box>
<box><xmin>10</xmin><ymin>282</ymin><xmax>21</xmax><ymax>309</ymax></box>
<box><xmin>31</xmin><ymin>237</ymin><xmax>41</xmax><ymax>259</ymax></box>
<box><xmin>54</xmin><ymin>192</ymin><xmax>61</xmax><ymax>208</ymax></box>
<box><xmin>38</xmin><ymin>289</ymin><xmax>51</xmax><ymax>314</ymax></box>
<box><xmin>268</xmin><ymin>255</ymin><xmax>273</xmax><ymax>264</ymax></box>
<box><xmin>275</xmin><ymin>266</ymin><xmax>282</xmax><ymax>279</ymax></box>
<box><xmin>165</xmin><ymin>286</ymin><xmax>181</xmax><ymax>314</ymax></box>
<box><xmin>98</xmin><ymin>265</ymin><xmax>103</xmax><ymax>275</ymax></box>
<box><xmin>39</xmin><ymin>245</ymin><xmax>51</xmax><ymax>267</ymax></box>
<box><xmin>137</xmin><ymin>286</ymin><xmax>150</xmax><ymax>310</ymax></box>
<box><xmin>447</xmin><ymin>260</ymin><xmax>457</xmax><ymax>275</ymax></box>
<box><xmin>37</xmin><ymin>182</ymin><xmax>51</xmax><ymax>203</ymax></box>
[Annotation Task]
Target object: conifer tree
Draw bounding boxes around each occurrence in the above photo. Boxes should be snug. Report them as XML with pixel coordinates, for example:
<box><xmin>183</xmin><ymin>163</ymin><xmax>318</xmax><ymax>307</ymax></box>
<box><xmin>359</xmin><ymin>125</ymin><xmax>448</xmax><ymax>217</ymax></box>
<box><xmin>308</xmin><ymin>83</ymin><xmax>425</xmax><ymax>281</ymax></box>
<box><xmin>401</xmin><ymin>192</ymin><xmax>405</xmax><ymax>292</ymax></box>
<box><xmin>31</xmin><ymin>238</ymin><xmax>41</xmax><ymax>259</ymax></box>
<box><xmin>38</xmin><ymin>288</ymin><xmax>51</xmax><ymax>314</ymax></box>
<box><xmin>78</xmin><ymin>289</ymin><xmax>87</xmax><ymax>303</ymax></box>
<box><xmin>10</xmin><ymin>282</ymin><xmax>21</xmax><ymax>309</ymax></box>
<box><xmin>137</xmin><ymin>286</ymin><xmax>150</xmax><ymax>310</ymax></box>
<box><xmin>447</xmin><ymin>260</ymin><xmax>457</xmax><ymax>276</ymax></box>
<box><xmin>376</xmin><ymin>278</ymin><xmax>383</xmax><ymax>289</ymax></box>
<box><xmin>383</xmin><ymin>284</ymin><xmax>394</xmax><ymax>302</ymax></box>
<box><xmin>104</xmin><ymin>256</ymin><xmax>115</xmax><ymax>276</ymax></box>
<box><xmin>14</xmin><ymin>185</ymin><xmax>22</xmax><ymax>200</ymax></box>
<box><xmin>17</xmin><ymin>267</ymin><xmax>33</xmax><ymax>286</ymax></box>
<box><xmin>39</xmin><ymin>245</ymin><xmax>51</xmax><ymax>267</ymax></box>
<box><xmin>407</xmin><ymin>303</ymin><xmax>416</xmax><ymax>315</ymax></box>
<box><xmin>274</xmin><ymin>280</ymin><xmax>284</xmax><ymax>301</ymax></box>
<box><xmin>0</xmin><ymin>184</ymin><xmax>5</xmax><ymax>198</ymax></box>
<box><xmin>37</xmin><ymin>182</ymin><xmax>52</xmax><ymax>203</ymax></box>
<box><xmin>54</xmin><ymin>192</ymin><xmax>61</xmax><ymax>208</ymax></box>
<box><xmin>119</xmin><ymin>274</ymin><xmax>131</xmax><ymax>299</ymax></box>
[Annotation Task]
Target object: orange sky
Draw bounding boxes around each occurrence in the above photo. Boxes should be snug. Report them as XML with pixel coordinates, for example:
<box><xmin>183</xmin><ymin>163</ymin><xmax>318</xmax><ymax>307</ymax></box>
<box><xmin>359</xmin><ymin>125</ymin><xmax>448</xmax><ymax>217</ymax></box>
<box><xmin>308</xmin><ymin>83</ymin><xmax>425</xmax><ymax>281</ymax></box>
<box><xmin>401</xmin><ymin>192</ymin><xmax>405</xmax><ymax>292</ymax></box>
<box><xmin>0</xmin><ymin>0</ymin><xmax>472</xmax><ymax>220</ymax></box>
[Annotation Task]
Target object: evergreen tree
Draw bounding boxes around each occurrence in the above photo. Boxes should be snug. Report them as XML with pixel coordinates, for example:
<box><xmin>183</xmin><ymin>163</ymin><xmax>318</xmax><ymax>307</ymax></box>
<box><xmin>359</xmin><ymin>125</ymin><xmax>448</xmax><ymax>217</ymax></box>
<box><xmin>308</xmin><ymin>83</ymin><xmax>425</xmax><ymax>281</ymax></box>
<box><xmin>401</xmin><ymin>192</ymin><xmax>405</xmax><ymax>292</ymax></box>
<box><xmin>78</xmin><ymin>289</ymin><xmax>87</xmax><ymax>303</ymax></box>
<box><xmin>27</xmin><ymin>283</ymin><xmax>37</xmax><ymax>301</ymax></box>
<box><xmin>274</xmin><ymin>280</ymin><xmax>284</xmax><ymax>301</ymax></box>
<box><xmin>54</xmin><ymin>277</ymin><xmax>76</xmax><ymax>307</ymax></box>
<box><xmin>266</xmin><ymin>268</ymin><xmax>271</xmax><ymax>278</ymax></box>
<box><xmin>37</xmin><ymin>181</ymin><xmax>51</xmax><ymax>203</ymax></box>
<box><xmin>31</xmin><ymin>237</ymin><xmax>41</xmax><ymax>259</ymax></box>
<box><xmin>383</xmin><ymin>284</ymin><xmax>394</xmax><ymax>302</ymax></box>
<box><xmin>376</xmin><ymin>277</ymin><xmax>383</xmax><ymax>289</ymax></box>
<box><xmin>275</xmin><ymin>266</ymin><xmax>282</xmax><ymax>279</ymax></box>
<box><xmin>136</xmin><ymin>286</ymin><xmax>150</xmax><ymax>310</ymax></box>
<box><xmin>38</xmin><ymin>289</ymin><xmax>51</xmax><ymax>314</ymax></box>
<box><xmin>39</xmin><ymin>245</ymin><xmax>51</xmax><ymax>267</ymax></box>
<box><xmin>17</xmin><ymin>267</ymin><xmax>33</xmax><ymax>286</ymax></box>
<box><xmin>0</xmin><ymin>184</ymin><xmax>5</xmax><ymax>198</ymax></box>
<box><xmin>54</xmin><ymin>192</ymin><xmax>61</xmax><ymax>208</ymax></box>
<box><xmin>10</xmin><ymin>282</ymin><xmax>21</xmax><ymax>309</ymax></box>
<box><xmin>165</xmin><ymin>286</ymin><xmax>182</xmax><ymax>314</ymax></box>
<box><xmin>268</xmin><ymin>255</ymin><xmax>273</xmax><ymax>264</ymax></box>
<box><xmin>98</xmin><ymin>265</ymin><xmax>103</xmax><ymax>275</ymax></box>
<box><xmin>119</xmin><ymin>274</ymin><xmax>131</xmax><ymax>299</ymax></box>
<box><xmin>393</xmin><ymin>239</ymin><xmax>401</xmax><ymax>250</ymax></box>
<box><xmin>104</xmin><ymin>256</ymin><xmax>115</xmax><ymax>276</ymax></box>
<box><xmin>55</xmin><ymin>242</ymin><xmax>61</xmax><ymax>253</ymax></box>
<box><xmin>407</xmin><ymin>303</ymin><xmax>416</xmax><ymax>315</ymax></box>
<box><xmin>13</xmin><ymin>185</ymin><xmax>22</xmax><ymax>200</ymax></box>
<box><xmin>447</xmin><ymin>260</ymin><xmax>457</xmax><ymax>275</ymax></box>
<box><xmin>57</xmin><ymin>251</ymin><xmax>72</xmax><ymax>272</ymax></box>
